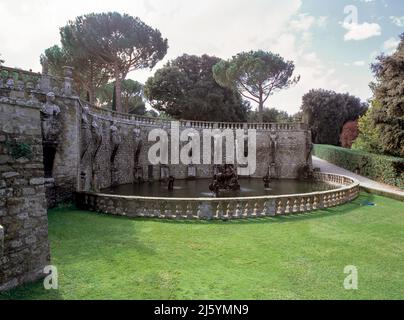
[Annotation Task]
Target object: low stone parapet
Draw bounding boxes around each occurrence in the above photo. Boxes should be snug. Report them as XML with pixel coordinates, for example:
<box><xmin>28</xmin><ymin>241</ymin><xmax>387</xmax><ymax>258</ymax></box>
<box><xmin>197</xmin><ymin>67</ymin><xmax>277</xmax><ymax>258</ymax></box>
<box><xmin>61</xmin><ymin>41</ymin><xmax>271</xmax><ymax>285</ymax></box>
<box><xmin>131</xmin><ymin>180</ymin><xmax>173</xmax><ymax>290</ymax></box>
<box><xmin>76</xmin><ymin>173</ymin><xmax>360</xmax><ymax>220</ymax></box>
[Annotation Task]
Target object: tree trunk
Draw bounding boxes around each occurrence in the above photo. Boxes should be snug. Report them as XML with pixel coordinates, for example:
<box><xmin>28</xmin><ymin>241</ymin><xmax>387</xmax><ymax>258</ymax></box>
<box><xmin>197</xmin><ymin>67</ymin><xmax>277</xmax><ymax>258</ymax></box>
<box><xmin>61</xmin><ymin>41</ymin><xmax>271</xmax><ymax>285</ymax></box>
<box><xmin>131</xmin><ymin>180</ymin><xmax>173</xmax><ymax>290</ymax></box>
<box><xmin>112</xmin><ymin>84</ymin><xmax>116</xmax><ymax>111</ymax></box>
<box><xmin>89</xmin><ymin>64</ymin><xmax>95</xmax><ymax>105</ymax></box>
<box><xmin>258</xmin><ymin>100</ymin><xmax>264</xmax><ymax>123</ymax></box>
<box><xmin>114</xmin><ymin>67</ymin><xmax>123</xmax><ymax>113</ymax></box>
<box><xmin>258</xmin><ymin>86</ymin><xmax>264</xmax><ymax>123</ymax></box>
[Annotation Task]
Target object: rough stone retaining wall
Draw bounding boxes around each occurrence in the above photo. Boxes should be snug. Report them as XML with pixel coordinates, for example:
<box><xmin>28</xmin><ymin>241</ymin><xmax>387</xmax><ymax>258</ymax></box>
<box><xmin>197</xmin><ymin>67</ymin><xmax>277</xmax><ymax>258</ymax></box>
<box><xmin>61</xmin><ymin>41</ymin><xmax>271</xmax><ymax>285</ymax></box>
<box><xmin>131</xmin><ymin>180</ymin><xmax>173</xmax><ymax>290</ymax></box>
<box><xmin>0</xmin><ymin>97</ymin><xmax>50</xmax><ymax>291</ymax></box>
<box><xmin>80</xmin><ymin>105</ymin><xmax>313</xmax><ymax>191</ymax></box>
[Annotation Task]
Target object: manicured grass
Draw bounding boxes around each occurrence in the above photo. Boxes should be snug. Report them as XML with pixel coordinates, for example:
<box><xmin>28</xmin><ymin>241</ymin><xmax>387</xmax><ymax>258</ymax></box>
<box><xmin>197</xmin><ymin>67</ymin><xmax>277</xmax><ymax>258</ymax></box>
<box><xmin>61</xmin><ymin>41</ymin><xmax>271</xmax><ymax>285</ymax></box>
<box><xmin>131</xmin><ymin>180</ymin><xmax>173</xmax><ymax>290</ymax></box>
<box><xmin>1</xmin><ymin>193</ymin><xmax>403</xmax><ymax>300</ymax></box>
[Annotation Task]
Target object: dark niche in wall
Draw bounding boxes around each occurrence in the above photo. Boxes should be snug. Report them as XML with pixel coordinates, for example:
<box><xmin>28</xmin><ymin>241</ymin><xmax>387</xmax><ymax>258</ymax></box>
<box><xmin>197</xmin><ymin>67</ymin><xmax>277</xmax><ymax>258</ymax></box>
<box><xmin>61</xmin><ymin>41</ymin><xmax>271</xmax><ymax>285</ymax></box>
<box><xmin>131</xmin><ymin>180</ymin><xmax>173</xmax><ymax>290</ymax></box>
<box><xmin>43</xmin><ymin>143</ymin><xmax>57</xmax><ymax>178</ymax></box>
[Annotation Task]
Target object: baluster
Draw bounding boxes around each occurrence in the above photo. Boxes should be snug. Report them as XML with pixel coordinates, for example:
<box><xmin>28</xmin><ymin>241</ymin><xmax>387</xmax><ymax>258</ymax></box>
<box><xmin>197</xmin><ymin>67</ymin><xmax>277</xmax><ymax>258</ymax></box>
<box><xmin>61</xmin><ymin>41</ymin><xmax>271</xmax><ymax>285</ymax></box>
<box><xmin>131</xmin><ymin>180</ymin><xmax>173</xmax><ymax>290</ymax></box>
<box><xmin>306</xmin><ymin>197</ymin><xmax>312</xmax><ymax>211</ymax></box>
<box><xmin>285</xmin><ymin>199</ymin><xmax>291</xmax><ymax>214</ymax></box>
<box><xmin>330</xmin><ymin>193</ymin><xmax>336</xmax><ymax>207</ymax></box>
<box><xmin>292</xmin><ymin>198</ymin><xmax>299</xmax><ymax>213</ymax></box>
<box><xmin>16</xmin><ymin>71</ymin><xmax>24</xmax><ymax>90</ymax></box>
<box><xmin>243</xmin><ymin>202</ymin><xmax>249</xmax><ymax>218</ymax></box>
<box><xmin>300</xmin><ymin>198</ymin><xmax>306</xmax><ymax>212</ymax></box>
<box><xmin>323</xmin><ymin>194</ymin><xmax>329</xmax><ymax>208</ymax></box>
<box><xmin>276</xmin><ymin>199</ymin><xmax>284</xmax><ymax>215</ymax></box>
<box><xmin>312</xmin><ymin>196</ymin><xmax>318</xmax><ymax>210</ymax></box>
<box><xmin>195</xmin><ymin>204</ymin><xmax>202</xmax><ymax>219</ymax></box>
<box><xmin>260</xmin><ymin>201</ymin><xmax>267</xmax><ymax>217</ymax></box>
<box><xmin>225</xmin><ymin>203</ymin><xmax>231</xmax><ymax>219</ymax></box>
<box><xmin>234</xmin><ymin>203</ymin><xmax>241</xmax><ymax>218</ymax></box>
<box><xmin>215</xmin><ymin>203</ymin><xmax>223</xmax><ymax>219</ymax></box>
<box><xmin>252</xmin><ymin>202</ymin><xmax>259</xmax><ymax>217</ymax></box>
<box><xmin>175</xmin><ymin>204</ymin><xmax>182</xmax><ymax>219</ymax></box>
<box><xmin>186</xmin><ymin>203</ymin><xmax>193</xmax><ymax>219</ymax></box>
<box><xmin>153</xmin><ymin>203</ymin><xmax>161</xmax><ymax>217</ymax></box>
<box><xmin>159</xmin><ymin>202</ymin><xmax>168</xmax><ymax>219</ymax></box>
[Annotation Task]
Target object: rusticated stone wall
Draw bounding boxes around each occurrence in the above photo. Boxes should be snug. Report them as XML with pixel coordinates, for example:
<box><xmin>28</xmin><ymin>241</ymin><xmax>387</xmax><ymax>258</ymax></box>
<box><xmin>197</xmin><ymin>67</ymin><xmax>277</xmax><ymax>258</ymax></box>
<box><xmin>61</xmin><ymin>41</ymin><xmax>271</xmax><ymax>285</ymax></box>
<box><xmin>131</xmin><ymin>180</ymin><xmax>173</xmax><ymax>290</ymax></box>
<box><xmin>0</xmin><ymin>98</ymin><xmax>50</xmax><ymax>291</ymax></box>
<box><xmin>79</xmin><ymin>106</ymin><xmax>313</xmax><ymax>192</ymax></box>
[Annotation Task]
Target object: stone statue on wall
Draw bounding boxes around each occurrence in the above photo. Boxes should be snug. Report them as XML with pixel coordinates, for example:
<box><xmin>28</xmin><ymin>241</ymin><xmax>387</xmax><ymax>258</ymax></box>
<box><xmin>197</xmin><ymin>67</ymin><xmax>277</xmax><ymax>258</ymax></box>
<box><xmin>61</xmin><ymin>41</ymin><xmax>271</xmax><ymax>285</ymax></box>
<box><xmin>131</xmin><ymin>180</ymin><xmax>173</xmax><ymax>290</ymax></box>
<box><xmin>110</xmin><ymin>122</ymin><xmax>121</xmax><ymax>163</ymax></box>
<box><xmin>269</xmin><ymin>132</ymin><xmax>278</xmax><ymax>157</ymax></box>
<box><xmin>90</xmin><ymin>119</ymin><xmax>103</xmax><ymax>191</ymax></box>
<box><xmin>79</xmin><ymin>106</ymin><xmax>92</xmax><ymax>190</ymax></box>
<box><xmin>133</xmin><ymin>127</ymin><xmax>143</xmax><ymax>183</ymax></box>
<box><xmin>80</xmin><ymin>106</ymin><xmax>91</xmax><ymax>160</ymax></box>
<box><xmin>269</xmin><ymin>132</ymin><xmax>278</xmax><ymax>178</ymax></box>
<box><xmin>168</xmin><ymin>176</ymin><xmax>175</xmax><ymax>191</ymax></box>
<box><xmin>263</xmin><ymin>173</ymin><xmax>271</xmax><ymax>188</ymax></box>
<box><xmin>110</xmin><ymin>122</ymin><xmax>121</xmax><ymax>186</ymax></box>
<box><xmin>40</xmin><ymin>92</ymin><xmax>61</xmax><ymax>144</ymax></box>
<box><xmin>40</xmin><ymin>92</ymin><xmax>61</xmax><ymax>178</ymax></box>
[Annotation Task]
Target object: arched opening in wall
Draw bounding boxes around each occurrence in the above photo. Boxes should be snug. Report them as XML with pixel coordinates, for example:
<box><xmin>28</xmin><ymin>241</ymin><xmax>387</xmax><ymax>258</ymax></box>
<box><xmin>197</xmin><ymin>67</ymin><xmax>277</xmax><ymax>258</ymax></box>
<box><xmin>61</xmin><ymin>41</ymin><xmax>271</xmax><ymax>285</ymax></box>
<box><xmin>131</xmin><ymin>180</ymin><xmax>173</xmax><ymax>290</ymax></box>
<box><xmin>43</xmin><ymin>143</ymin><xmax>57</xmax><ymax>178</ymax></box>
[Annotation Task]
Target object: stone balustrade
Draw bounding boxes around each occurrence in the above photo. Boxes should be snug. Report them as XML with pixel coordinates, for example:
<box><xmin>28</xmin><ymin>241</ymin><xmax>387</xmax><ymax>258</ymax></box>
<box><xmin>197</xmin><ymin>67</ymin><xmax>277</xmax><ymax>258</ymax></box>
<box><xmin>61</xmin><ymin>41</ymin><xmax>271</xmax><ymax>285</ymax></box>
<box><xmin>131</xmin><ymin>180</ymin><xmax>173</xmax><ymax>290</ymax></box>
<box><xmin>83</xmin><ymin>103</ymin><xmax>308</xmax><ymax>131</ymax></box>
<box><xmin>0</xmin><ymin>65</ymin><xmax>72</xmax><ymax>96</ymax></box>
<box><xmin>1</xmin><ymin>65</ymin><xmax>307</xmax><ymax>131</ymax></box>
<box><xmin>76</xmin><ymin>172</ymin><xmax>360</xmax><ymax>220</ymax></box>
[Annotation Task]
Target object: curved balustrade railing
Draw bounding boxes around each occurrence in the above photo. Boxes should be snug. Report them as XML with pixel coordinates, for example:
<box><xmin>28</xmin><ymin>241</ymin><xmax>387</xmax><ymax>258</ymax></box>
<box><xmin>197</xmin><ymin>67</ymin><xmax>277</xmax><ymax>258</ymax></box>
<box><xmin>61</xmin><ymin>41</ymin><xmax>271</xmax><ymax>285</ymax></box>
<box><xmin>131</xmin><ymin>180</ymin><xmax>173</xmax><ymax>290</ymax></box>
<box><xmin>1</xmin><ymin>65</ymin><xmax>307</xmax><ymax>131</ymax></box>
<box><xmin>83</xmin><ymin>102</ymin><xmax>308</xmax><ymax>131</ymax></box>
<box><xmin>0</xmin><ymin>65</ymin><xmax>67</xmax><ymax>95</ymax></box>
<box><xmin>76</xmin><ymin>172</ymin><xmax>360</xmax><ymax>220</ymax></box>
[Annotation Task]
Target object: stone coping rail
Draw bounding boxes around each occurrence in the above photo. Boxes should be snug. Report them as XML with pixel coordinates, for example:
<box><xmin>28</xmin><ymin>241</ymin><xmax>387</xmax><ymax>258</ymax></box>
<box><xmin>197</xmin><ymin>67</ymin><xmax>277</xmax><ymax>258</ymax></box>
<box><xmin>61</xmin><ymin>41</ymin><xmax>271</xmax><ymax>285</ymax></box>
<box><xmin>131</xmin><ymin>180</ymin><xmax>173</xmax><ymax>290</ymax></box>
<box><xmin>83</xmin><ymin>102</ymin><xmax>308</xmax><ymax>131</ymax></box>
<box><xmin>1</xmin><ymin>65</ymin><xmax>307</xmax><ymax>131</ymax></box>
<box><xmin>76</xmin><ymin>172</ymin><xmax>360</xmax><ymax>220</ymax></box>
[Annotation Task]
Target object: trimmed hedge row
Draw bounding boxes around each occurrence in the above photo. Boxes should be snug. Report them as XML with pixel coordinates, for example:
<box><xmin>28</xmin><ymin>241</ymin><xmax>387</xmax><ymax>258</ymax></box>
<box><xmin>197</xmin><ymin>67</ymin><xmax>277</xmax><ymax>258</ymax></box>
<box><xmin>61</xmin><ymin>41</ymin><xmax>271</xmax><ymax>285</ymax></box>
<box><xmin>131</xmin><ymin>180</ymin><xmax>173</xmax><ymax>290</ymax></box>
<box><xmin>313</xmin><ymin>144</ymin><xmax>404</xmax><ymax>189</ymax></box>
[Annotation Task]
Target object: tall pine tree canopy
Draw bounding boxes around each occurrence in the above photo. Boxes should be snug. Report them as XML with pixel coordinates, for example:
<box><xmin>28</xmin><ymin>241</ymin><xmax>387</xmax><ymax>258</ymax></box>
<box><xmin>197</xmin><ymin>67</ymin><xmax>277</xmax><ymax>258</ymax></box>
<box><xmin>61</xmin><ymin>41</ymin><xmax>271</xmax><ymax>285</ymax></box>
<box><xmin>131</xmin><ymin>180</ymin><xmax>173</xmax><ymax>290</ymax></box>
<box><xmin>145</xmin><ymin>54</ymin><xmax>250</xmax><ymax>122</ymax></box>
<box><xmin>59</xmin><ymin>12</ymin><xmax>168</xmax><ymax>112</ymax></box>
<box><xmin>213</xmin><ymin>50</ymin><xmax>299</xmax><ymax>122</ymax></box>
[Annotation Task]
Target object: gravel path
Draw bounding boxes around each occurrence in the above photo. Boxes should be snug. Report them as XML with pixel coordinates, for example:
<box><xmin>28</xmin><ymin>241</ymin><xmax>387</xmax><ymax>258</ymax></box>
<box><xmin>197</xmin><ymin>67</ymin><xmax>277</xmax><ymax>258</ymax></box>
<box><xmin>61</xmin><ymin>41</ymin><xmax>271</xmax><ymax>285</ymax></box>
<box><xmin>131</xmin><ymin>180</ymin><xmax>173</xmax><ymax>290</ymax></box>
<box><xmin>312</xmin><ymin>156</ymin><xmax>404</xmax><ymax>197</ymax></box>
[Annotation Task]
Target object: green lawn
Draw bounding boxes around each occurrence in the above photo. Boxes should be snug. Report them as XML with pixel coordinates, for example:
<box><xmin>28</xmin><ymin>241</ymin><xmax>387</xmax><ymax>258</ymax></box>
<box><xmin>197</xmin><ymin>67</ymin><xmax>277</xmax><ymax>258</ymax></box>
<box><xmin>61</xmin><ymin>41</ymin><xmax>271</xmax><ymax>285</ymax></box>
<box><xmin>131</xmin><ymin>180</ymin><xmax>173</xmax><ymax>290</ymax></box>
<box><xmin>1</xmin><ymin>193</ymin><xmax>403</xmax><ymax>300</ymax></box>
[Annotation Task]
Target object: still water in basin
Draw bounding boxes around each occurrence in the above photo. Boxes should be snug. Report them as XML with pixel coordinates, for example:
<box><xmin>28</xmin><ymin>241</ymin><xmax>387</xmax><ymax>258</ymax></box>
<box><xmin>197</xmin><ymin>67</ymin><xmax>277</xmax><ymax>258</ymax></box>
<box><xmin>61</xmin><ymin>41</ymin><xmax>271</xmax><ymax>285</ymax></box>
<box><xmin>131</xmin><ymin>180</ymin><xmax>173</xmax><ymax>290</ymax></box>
<box><xmin>101</xmin><ymin>179</ymin><xmax>337</xmax><ymax>198</ymax></box>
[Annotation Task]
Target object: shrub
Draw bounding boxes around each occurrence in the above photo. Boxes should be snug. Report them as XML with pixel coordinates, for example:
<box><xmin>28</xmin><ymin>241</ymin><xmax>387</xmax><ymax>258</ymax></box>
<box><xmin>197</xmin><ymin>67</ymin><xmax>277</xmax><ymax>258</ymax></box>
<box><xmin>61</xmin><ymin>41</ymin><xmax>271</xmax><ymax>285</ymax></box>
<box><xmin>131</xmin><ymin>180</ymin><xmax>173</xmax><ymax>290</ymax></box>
<box><xmin>340</xmin><ymin>120</ymin><xmax>359</xmax><ymax>148</ymax></box>
<box><xmin>352</xmin><ymin>103</ymin><xmax>384</xmax><ymax>154</ymax></box>
<box><xmin>313</xmin><ymin>144</ymin><xmax>404</xmax><ymax>189</ymax></box>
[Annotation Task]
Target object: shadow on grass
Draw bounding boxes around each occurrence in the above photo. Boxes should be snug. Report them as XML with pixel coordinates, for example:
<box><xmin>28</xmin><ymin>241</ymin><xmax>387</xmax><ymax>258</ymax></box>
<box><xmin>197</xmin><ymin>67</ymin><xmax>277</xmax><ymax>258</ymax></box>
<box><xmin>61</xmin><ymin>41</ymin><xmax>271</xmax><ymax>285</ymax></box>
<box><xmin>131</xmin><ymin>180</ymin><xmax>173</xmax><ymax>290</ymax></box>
<box><xmin>0</xmin><ymin>280</ymin><xmax>63</xmax><ymax>300</ymax></box>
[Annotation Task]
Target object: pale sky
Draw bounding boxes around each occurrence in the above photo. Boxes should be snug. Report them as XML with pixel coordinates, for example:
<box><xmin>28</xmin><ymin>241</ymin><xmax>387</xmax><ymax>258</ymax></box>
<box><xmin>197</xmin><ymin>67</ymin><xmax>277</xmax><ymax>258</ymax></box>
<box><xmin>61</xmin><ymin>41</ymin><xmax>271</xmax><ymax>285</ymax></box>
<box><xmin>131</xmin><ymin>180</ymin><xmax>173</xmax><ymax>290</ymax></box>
<box><xmin>0</xmin><ymin>0</ymin><xmax>402</xmax><ymax>114</ymax></box>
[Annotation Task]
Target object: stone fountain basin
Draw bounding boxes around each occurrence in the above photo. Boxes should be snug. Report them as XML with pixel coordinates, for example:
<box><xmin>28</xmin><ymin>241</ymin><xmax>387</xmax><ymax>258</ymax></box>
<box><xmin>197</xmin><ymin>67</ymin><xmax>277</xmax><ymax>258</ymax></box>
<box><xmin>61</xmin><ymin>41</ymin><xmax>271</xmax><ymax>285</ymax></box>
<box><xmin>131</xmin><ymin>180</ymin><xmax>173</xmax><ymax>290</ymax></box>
<box><xmin>76</xmin><ymin>172</ymin><xmax>360</xmax><ymax>220</ymax></box>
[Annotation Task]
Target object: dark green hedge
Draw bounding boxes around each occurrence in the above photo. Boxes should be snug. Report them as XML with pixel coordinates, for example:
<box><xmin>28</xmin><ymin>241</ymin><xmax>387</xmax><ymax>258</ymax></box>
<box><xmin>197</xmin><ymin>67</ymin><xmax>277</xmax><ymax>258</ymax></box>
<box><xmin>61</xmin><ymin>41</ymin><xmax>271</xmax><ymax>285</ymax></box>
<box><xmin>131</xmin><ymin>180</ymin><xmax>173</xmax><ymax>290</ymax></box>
<box><xmin>313</xmin><ymin>144</ymin><xmax>404</xmax><ymax>189</ymax></box>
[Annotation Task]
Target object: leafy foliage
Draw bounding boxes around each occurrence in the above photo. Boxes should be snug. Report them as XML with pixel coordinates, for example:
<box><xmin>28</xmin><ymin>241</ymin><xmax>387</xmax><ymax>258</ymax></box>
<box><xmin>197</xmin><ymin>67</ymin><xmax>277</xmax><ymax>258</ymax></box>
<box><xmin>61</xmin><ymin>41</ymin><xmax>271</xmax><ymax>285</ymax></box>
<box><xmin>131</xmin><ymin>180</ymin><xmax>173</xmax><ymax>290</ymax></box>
<box><xmin>41</xmin><ymin>45</ymin><xmax>110</xmax><ymax>103</ymax></box>
<box><xmin>314</xmin><ymin>144</ymin><xmax>404</xmax><ymax>189</ymax></box>
<box><xmin>369</xmin><ymin>33</ymin><xmax>404</xmax><ymax>157</ymax></box>
<box><xmin>60</xmin><ymin>12</ymin><xmax>168</xmax><ymax>112</ymax></box>
<box><xmin>97</xmin><ymin>79</ymin><xmax>146</xmax><ymax>115</ymax></box>
<box><xmin>301</xmin><ymin>89</ymin><xmax>367</xmax><ymax>146</ymax></box>
<box><xmin>145</xmin><ymin>54</ymin><xmax>250</xmax><ymax>121</ymax></box>
<box><xmin>5</xmin><ymin>140</ymin><xmax>33</xmax><ymax>160</ymax></box>
<box><xmin>340</xmin><ymin>120</ymin><xmax>359</xmax><ymax>149</ymax></box>
<box><xmin>352</xmin><ymin>101</ymin><xmax>384</xmax><ymax>154</ymax></box>
<box><xmin>248</xmin><ymin>107</ymin><xmax>292</xmax><ymax>123</ymax></box>
<box><xmin>213</xmin><ymin>50</ymin><xmax>299</xmax><ymax>122</ymax></box>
